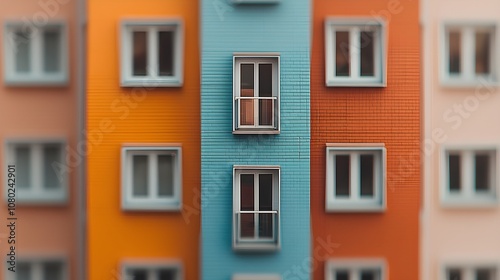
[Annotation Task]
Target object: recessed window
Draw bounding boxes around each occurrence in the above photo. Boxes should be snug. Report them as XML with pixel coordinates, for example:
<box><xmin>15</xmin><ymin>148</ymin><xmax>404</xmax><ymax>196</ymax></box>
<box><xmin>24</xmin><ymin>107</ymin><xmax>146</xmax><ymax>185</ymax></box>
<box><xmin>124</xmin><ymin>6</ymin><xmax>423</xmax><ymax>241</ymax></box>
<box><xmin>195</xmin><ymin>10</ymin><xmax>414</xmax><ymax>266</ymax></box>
<box><xmin>233</xmin><ymin>166</ymin><xmax>280</xmax><ymax>251</ymax></box>
<box><xmin>3</xmin><ymin>23</ymin><xmax>67</xmax><ymax>85</ymax></box>
<box><xmin>326</xmin><ymin>146</ymin><xmax>386</xmax><ymax>212</ymax></box>
<box><xmin>5</xmin><ymin>141</ymin><xmax>67</xmax><ymax>204</ymax></box>
<box><xmin>6</xmin><ymin>259</ymin><xmax>66</xmax><ymax>280</ymax></box>
<box><xmin>443</xmin><ymin>25</ymin><xmax>495</xmax><ymax>85</ymax></box>
<box><xmin>325</xmin><ymin>18</ymin><xmax>386</xmax><ymax>87</ymax></box>
<box><xmin>122</xmin><ymin>261</ymin><xmax>182</xmax><ymax>280</ymax></box>
<box><xmin>120</xmin><ymin>20</ymin><xmax>183</xmax><ymax>87</ymax></box>
<box><xmin>233</xmin><ymin>55</ymin><xmax>280</xmax><ymax>134</ymax></box>
<box><xmin>443</xmin><ymin>149</ymin><xmax>497</xmax><ymax>206</ymax></box>
<box><xmin>121</xmin><ymin>146</ymin><xmax>182</xmax><ymax>211</ymax></box>
<box><xmin>445</xmin><ymin>266</ymin><xmax>496</xmax><ymax>280</ymax></box>
<box><xmin>325</xmin><ymin>259</ymin><xmax>386</xmax><ymax>280</ymax></box>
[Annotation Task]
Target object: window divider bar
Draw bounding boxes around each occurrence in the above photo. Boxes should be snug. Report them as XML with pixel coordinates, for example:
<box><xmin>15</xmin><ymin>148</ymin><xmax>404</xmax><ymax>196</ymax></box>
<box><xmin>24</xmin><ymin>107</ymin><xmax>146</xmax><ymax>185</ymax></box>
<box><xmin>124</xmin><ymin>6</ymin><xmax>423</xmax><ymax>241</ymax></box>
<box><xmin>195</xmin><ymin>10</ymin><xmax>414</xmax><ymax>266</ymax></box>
<box><xmin>350</xmin><ymin>27</ymin><xmax>360</xmax><ymax>79</ymax></box>
<box><xmin>32</xmin><ymin>144</ymin><xmax>43</xmax><ymax>192</ymax></box>
<box><xmin>463</xmin><ymin>27</ymin><xmax>474</xmax><ymax>80</ymax></box>
<box><xmin>463</xmin><ymin>151</ymin><xmax>474</xmax><ymax>197</ymax></box>
<box><xmin>351</xmin><ymin>153</ymin><xmax>360</xmax><ymax>201</ymax></box>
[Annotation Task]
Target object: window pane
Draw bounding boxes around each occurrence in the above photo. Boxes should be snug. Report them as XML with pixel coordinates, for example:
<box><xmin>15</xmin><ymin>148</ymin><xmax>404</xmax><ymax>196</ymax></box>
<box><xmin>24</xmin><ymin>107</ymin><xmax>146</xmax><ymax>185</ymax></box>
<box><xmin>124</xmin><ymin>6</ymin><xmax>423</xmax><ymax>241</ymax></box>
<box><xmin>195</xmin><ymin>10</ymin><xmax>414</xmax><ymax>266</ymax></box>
<box><xmin>259</xmin><ymin>174</ymin><xmax>273</xmax><ymax>211</ymax></box>
<box><xmin>43</xmin><ymin>145</ymin><xmax>62</xmax><ymax>189</ymax></box>
<box><xmin>360</xmin><ymin>270</ymin><xmax>377</xmax><ymax>280</ymax></box>
<box><xmin>335</xmin><ymin>155</ymin><xmax>350</xmax><ymax>196</ymax></box>
<box><xmin>448</xmin><ymin>31</ymin><xmax>461</xmax><ymax>74</ymax></box>
<box><xmin>133</xmin><ymin>31</ymin><xmax>147</xmax><ymax>76</ymax></box>
<box><xmin>43</xmin><ymin>29</ymin><xmax>61</xmax><ymax>73</ymax></box>
<box><xmin>335</xmin><ymin>31</ymin><xmax>350</xmax><ymax>77</ymax></box>
<box><xmin>43</xmin><ymin>262</ymin><xmax>62</xmax><ymax>280</ymax></box>
<box><xmin>259</xmin><ymin>63</ymin><xmax>273</xmax><ymax>126</ymax></box>
<box><xmin>132</xmin><ymin>155</ymin><xmax>148</xmax><ymax>196</ymax></box>
<box><xmin>158</xmin><ymin>31</ymin><xmax>174</xmax><ymax>76</ymax></box>
<box><xmin>259</xmin><ymin>213</ymin><xmax>273</xmax><ymax>238</ymax></box>
<box><xmin>15</xmin><ymin>30</ymin><xmax>31</xmax><ymax>73</ymax></box>
<box><xmin>158</xmin><ymin>269</ymin><xmax>176</xmax><ymax>280</ymax></box>
<box><xmin>240</xmin><ymin>213</ymin><xmax>255</xmax><ymax>238</ymax></box>
<box><xmin>475</xmin><ymin>31</ymin><xmax>491</xmax><ymax>75</ymax></box>
<box><xmin>475</xmin><ymin>154</ymin><xmax>490</xmax><ymax>191</ymax></box>
<box><xmin>448</xmin><ymin>269</ymin><xmax>462</xmax><ymax>280</ymax></box>
<box><xmin>476</xmin><ymin>268</ymin><xmax>494</xmax><ymax>280</ymax></box>
<box><xmin>241</xmin><ymin>174</ymin><xmax>254</xmax><ymax>211</ymax></box>
<box><xmin>17</xmin><ymin>262</ymin><xmax>31</xmax><ymax>280</ymax></box>
<box><xmin>360</xmin><ymin>31</ymin><xmax>375</xmax><ymax>77</ymax></box>
<box><xmin>448</xmin><ymin>154</ymin><xmax>461</xmax><ymax>192</ymax></box>
<box><xmin>335</xmin><ymin>270</ymin><xmax>349</xmax><ymax>280</ymax></box>
<box><xmin>360</xmin><ymin>154</ymin><xmax>374</xmax><ymax>197</ymax></box>
<box><xmin>240</xmin><ymin>64</ymin><xmax>255</xmax><ymax>126</ymax></box>
<box><xmin>158</xmin><ymin>154</ymin><xmax>174</xmax><ymax>197</ymax></box>
<box><xmin>15</xmin><ymin>146</ymin><xmax>31</xmax><ymax>189</ymax></box>
<box><xmin>128</xmin><ymin>269</ymin><xmax>147</xmax><ymax>280</ymax></box>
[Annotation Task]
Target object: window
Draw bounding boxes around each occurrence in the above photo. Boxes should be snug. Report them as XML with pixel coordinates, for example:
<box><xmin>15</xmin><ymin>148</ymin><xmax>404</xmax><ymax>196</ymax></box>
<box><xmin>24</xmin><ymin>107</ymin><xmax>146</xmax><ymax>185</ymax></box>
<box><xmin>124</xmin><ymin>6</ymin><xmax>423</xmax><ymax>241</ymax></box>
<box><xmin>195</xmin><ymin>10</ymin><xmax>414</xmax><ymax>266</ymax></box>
<box><xmin>325</xmin><ymin>259</ymin><xmax>386</xmax><ymax>280</ymax></box>
<box><xmin>233</xmin><ymin>275</ymin><xmax>281</xmax><ymax>280</ymax></box>
<box><xmin>231</xmin><ymin>0</ymin><xmax>280</xmax><ymax>3</ymax></box>
<box><xmin>444</xmin><ymin>266</ymin><xmax>497</xmax><ymax>280</ymax></box>
<box><xmin>121</xmin><ymin>146</ymin><xmax>182</xmax><ymax>211</ymax></box>
<box><xmin>325</xmin><ymin>18</ymin><xmax>386</xmax><ymax>87</ymax></box>
<box><xmin>3</xmin><ymin>22</ymin><xmax>67</xmax><ymax>85</ymax></box>
<box><xmin>5</xmin><ymin>141</ymin><xmax>67</xmax><ymax>204</ymax></box>
<box><xmin>233</xmin><ymin>166</ymin><xmax>280</xmax><ymax>251</ymax></box>
<box><xmin>120</xmin><ymin>20</ymin><xmax>183</xmax><ymax>87</ymax></box>
<box><xmin>122</xmin><ymin>261</ymin><xmax>182</xmax><ymax>280</ymax></box>
<box><xmin>326</xmin><ymin>145</ymin><xmax>386</xmax><ymax>211</ymax></box>
<box><xmin>442</xmin><ymin>25</ymin><xmax>495</xmax><ymax>86</ymax></box>
<box><xmin>233</xmin><ymin>54</ymin><xmax>280</xmax><ymax>134</ymax></box>
<box><xmin>442</xmin><ymin>148</ymin><xmax>497</xmax><ymax>206</ymax></box>
<box><xmin>6</xmin><ymin>259</ymin><xmax>66</xmax><ymax>280</ymax></box>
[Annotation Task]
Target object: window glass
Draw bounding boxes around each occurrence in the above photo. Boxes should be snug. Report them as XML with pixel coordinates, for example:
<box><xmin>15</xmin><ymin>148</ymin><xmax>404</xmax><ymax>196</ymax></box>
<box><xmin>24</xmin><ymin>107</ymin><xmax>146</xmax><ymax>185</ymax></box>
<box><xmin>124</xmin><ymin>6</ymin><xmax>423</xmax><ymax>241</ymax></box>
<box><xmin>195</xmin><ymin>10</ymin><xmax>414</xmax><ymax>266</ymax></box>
<box><xmin>133</xmin><ymin>31</ymin><xmax>148</xmax><ymax>76</ymax></box>
<box><xmin>335</xmin><ymin>31</ymin><xmax>350</xmax><ymax>77</ymax></box>
<box><xmin>360</xmin><ymin>31</ymin><xmax>375</xmax><ymax>77</ymax></box>
<box><xmin>475</xmin><ymin>154</ymin><xmax>490</xmax><ymax>191</ymax></box>
<box><xmin>158</xmin><ymin>154</ymin><xmax>174</xmax><ymax>197</ymax></box>
<box><xmin>335</xmin><ymin>155</ymin><xmax>350</xmax><ymax>196</ymax></box>
<box><xmin>133</xmin><ymin>155</ymin><xmax>149</xmax><ymax>196</ymax></box>
<box><xmin>475</xmin><ymin>31</ymin><xmax>490</xmax><ymax>75</ymax></box>
<box><xmin>448</xmin><ymin>154</ymin><xmax>461</xmax><ymax>192</ymax></box>
<box><xmin>43</xmin><ymin>29</ymin><xmax>61</xmax><ymax>73</ymax></box>
<box><xmin>15</xmin><ymin>30</ymin><xmax>31</xmax><ymax>73</ymax></box>
<box><xmin>15</xmin><ymin>146</ymin><xmax>31</xmax><ymax>189</ymax></box>
<box><xmin>448</xmin><ymin>31</ymin><xmax>461</xmax><ymax>74</ymax></box>
<box><xmin>360</xmin><ymin>154</ymin><xmax>374</xmax><ymax>197</ymax></box>
<box><xmin>43</xmin><ymin>145</ymin><xmax>62</xmax><ymax>189</ymax></box>
<box><xmin>159</xmin><ymin>31</ymin><xmax>174</xmax><ymax>76</ymax></box>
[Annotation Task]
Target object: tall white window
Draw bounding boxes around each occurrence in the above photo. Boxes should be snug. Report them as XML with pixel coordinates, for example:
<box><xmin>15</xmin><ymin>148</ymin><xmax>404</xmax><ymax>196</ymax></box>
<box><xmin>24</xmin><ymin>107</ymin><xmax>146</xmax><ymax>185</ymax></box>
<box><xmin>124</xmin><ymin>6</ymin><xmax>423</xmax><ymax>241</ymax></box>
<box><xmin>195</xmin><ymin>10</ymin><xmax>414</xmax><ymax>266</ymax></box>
<box><xmin>325</xmin><ymin>259</ymin><xmax>386</xmax><ymax>280</ymax></box>
<box><xmin>233</xmin><ymin>166</ymin><xmax>280</xmax><ymax>251</ymax></box>
<box><xmin>442</xmin><ymin>148</ymin><xmax>497</xmax><ymax>206</ymax></box>
<box><xmin>326</xmin><ymin>146</ymin><xmax>386</xmax><ymax>212</ymax></box>
<box><xmin>3</xmin><ymin>23</ymin><xmax>67</xmax><ymax>85</ymax></box>
<box><xmin>233</xmin><ymin>54</ymin><xmax>280</xmax><ymax>134</ymax></box>
<box><xmin>122</xmin><ymin>261</ymin><xmax>182</xmax><ymax>280</ymax></box>
<box><xmin>442</xmin><ymin>25</ymin><xmax>496</xmax><ymax>85</ymax></box>
<box><xmin>120</xmin><ymin>20</ymin><xmax>183</xmax><ymax>87</ymax></box>
<box><xmin>5</xmin><ymin>141</ymin><xmax>67</xmax><ymax>204</ymax></box>
<box><xmin>121</xmin><ymin>146</ymin><xmax>182</xmax><ymax>211</ymax></box>
<box><xmin>325</xmin><ymin>18</ymin><xmax>386</xmax><ymax>87</ymax></box>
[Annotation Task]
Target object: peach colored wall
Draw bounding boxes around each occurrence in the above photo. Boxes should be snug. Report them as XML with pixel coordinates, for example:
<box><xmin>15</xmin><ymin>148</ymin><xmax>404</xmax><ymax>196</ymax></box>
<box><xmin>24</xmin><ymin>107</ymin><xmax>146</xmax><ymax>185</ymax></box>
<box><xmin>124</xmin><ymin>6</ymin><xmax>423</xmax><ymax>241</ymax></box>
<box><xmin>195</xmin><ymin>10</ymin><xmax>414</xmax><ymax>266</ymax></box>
<box><xmin>0</xmin><ymin>0</ymin><xmax>80</xmax><ymax>279</ymax></box>
<box><xmin>422</xmin><ymin>0</ymin><xmax>500</xmax><ymax>279</ymax></box>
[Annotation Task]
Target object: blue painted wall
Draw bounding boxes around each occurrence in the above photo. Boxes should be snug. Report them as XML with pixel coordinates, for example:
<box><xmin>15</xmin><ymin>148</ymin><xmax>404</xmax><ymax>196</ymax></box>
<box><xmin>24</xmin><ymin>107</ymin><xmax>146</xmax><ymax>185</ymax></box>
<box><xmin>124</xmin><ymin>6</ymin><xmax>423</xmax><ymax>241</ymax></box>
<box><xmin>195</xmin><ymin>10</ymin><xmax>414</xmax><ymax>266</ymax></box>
<box><xmin>201</xmin><ymin>0</ymin><xmax>311</xmax><ymax>279</ymax></box>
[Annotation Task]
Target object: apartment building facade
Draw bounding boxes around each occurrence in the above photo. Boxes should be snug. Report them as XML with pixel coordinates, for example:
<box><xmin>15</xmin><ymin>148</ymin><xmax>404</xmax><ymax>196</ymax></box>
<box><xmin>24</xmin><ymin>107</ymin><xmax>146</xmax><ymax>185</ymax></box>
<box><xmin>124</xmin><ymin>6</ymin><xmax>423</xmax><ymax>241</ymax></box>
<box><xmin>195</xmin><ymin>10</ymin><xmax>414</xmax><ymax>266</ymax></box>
<box><xmin>200</xmin><ymin>0</ymin><xmax>311</xmax><ymax>279</ymax></box>
<box><xmin>311</xmin><ymin>0</ymin><xmax>421</xmax><ymax>279</ymax></box>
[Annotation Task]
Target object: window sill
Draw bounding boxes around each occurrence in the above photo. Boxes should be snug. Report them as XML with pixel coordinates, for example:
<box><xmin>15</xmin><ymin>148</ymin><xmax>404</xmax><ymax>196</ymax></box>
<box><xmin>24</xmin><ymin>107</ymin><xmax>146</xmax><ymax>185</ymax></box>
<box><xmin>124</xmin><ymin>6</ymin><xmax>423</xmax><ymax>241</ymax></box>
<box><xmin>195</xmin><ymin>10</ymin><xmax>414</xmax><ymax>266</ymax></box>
<box><xmin>120</xmin><ymin>78</ymin><xmax>183</xmax><ymax>88</ymax></box>
<box><xmin>326</xmin><ymin>80</ymin><xmax>386</xmax><ymax>88</ymax></box>
<box><xmin>441</xmin><ymin>197</ymin><xmax>497</xmax><ymax>209</ymax></box>
<box><xmin>440</xmin><ymin>79</ymin><xmax>498</xmax><ymax>88</ymax></box>
<box><xmin>233</xmin><ymin>129</ymin><xmax>280</xmax><ymax>135</ymax></box>
<box><xmin>233</xmin><ymin>242</ymin><xmax>280</xmax><ymax>252</ymax></box>
<box><xmin>11</xmin><ymin>194</ymin><xmax>68</xmax><ymax>206</ymax></box>
<box><xmin>122</xmin><ymin>200</ymin><xmax>182</xmax><ymax>211</ymax></box>
<box><xmin>326</xmin><ymin>202</ymin><xmax>385</xmax><ymax>212</ymax></box>
<box><xmin>231</xmin><ymin>0</ymin><xmax>280</xmax><ymax>4</ymax></box>
<box><xmin>5</xmin><ymin>77</ymin><xmax>68</xmax><ymax>87</ymax></box>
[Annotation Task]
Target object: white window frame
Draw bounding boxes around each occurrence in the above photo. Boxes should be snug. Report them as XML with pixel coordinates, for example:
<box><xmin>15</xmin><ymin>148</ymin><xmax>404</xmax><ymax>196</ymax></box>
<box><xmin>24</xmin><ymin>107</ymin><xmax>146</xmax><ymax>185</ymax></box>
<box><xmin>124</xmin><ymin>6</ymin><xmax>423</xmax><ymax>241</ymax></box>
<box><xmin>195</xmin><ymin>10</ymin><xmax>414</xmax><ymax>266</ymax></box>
<box><xmin>121</xmin><ymin>146</ymin><xmax>182</xmax><ymax>211</ymax></box>
<box><xmin>441</xmin><ymin>146</ymin><xmax>498</xmax><ymax>208</ymax></box>
<box><xmin>233</xmin><ymin>53</ymin><xmax>280</xmax><ymax>134</ymax></box>
<box><xmin>121</xmin><ymin>260</ymin><xmax>183</xmax><ymax>280</ymax></box>
<box><xmin>4</xmin><ymin>139</ymin><xmax>68</xmax><ymax>205</ymax></box>
<box><xmin>325</xmin><ymin>258</ymin><xmax>386</xmax><ymax>280</ymax></box>
<box><xmin>326</xmin><ymin>144</ymin><xmax>386</xmax><ymax>212</ymax></box>
<box><xmin>233</xmin><ymin>165</ymin><xmax>280</xmax><ymax>251</ymax></box>
<box><xmin>325</xmin><ymin>18</ymin><xmax>387</xmax><ymax>87</ymax></box>
<box><xmin>441</xmin><ymin>23</ymin><xmax>497</xmax><ymax>87</ymax></box>
<box><xmin>233</xmin><ymin>274</ymin><xmax>281</xmax><ymax>280</ymax></box>
<box><xmin>440</xmin><ymin>260</ymin><xmax>500</xmax><ymax>280</ymax></box>
<box><xmin>5</xmin><ymin>257</ymin><xmax>68</xmax><ymax>280</ymax></box>
<box><xmin>3</xmin><ymin>21</ymin><xmax>68</xmax><ymax>86</ymax></box>
<box><xmin>120</xmin><ymin>19</ymin><xmax>184</xmax><ymax>87</ymax></box>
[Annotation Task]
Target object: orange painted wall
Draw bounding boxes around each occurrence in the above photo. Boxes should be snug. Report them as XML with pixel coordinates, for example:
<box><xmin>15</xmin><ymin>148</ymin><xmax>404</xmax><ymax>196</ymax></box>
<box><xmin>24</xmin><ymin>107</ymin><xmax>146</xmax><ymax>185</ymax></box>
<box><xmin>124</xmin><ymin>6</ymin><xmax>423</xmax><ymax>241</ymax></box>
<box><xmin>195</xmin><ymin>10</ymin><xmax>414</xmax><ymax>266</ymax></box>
<box><xmin>311</xmin><ymin>0</ymin><xmax>420</xmax><ymax>279</ymax></box>
<box><xmin>86</xmin><ymin>0</ymin><xmax>200</xmax><ymax>280</ymax></box>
